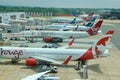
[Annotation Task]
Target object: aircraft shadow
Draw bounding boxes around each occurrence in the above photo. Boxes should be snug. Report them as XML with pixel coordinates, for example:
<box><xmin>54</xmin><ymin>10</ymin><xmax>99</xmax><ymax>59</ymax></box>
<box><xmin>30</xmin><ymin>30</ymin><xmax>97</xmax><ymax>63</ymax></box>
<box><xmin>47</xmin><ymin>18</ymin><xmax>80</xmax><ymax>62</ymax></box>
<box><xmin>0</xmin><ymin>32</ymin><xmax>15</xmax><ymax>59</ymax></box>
<box><xmin>77</xmin><ymin>64</ymin><xmax>103</xmax><ymax>78</ymax></box>
<box><xmin>54</xmin><ymin>63</ymin><xmax>103</xmax><ymax>74</ymax></box>
<box><xmin>0</xmin><ymin>60</ymin><xmax>103</xmax><ymax>74</ymax></box>
<box><xmin>88</xmin><ymin>64</ymin><xmax>103</xmax><ymax>73</ymax></box>
<box><xmin>0</xmin><ymin>61</ymin><xmax>25</xmax><ymax>65</ymax></box>
<box><xmin>21</xmin><ymin>64</ymin><xmax>75</xmax><ymax>72</ymax></box>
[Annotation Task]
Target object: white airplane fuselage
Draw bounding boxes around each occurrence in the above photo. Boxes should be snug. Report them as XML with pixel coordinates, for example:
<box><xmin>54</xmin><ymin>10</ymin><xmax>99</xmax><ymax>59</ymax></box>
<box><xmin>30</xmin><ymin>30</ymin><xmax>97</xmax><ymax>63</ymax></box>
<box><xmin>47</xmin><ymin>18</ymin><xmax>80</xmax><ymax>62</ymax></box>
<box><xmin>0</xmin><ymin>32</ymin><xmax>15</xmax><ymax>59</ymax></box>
<box><xmin>20</xmin><ymin>30</ymin><xmax>92</xmax><ymax>39</ymax></box>
<box><xmin>49</xmin><ymin>18</ymin><xmax>82</xmax><ymax>23</ymax></box>
<box><xmin>44</xmin><ymin>24</ymin><xmax>91</xmax><ymax>31</ymax></box>
<box><xmin>0</xmin><ymin>47</ymin><xmax>87</xmax><ymax>60</ymax></box>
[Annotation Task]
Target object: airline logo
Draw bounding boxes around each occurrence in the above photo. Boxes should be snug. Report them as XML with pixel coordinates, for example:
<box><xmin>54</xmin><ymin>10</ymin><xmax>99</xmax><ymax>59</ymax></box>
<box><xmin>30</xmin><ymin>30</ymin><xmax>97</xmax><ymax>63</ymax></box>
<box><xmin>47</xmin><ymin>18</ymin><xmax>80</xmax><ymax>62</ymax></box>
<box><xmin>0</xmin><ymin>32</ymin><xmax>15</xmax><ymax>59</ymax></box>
<box><xmin>92</xmin><ymin>34</ymin><xmax>113</xmax><ymax>58</ymax></box>
<box><xmin>0</xmin><ymin>48</ymin><xmax>23</xmax><ymax>59</ymax></box>
<box><xmin>77</xmin><ymin>30</ymin><xmax>114</xmax><ymax>61</ymax></box>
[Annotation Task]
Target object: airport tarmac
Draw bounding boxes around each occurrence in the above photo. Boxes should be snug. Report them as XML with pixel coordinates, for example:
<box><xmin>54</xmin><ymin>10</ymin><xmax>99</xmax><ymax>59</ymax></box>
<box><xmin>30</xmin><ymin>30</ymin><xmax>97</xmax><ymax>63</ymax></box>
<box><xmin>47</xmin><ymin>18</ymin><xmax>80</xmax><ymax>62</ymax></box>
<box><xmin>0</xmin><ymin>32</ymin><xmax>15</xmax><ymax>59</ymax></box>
<box><xmin>0</xmin><ymin>21</ymin><xmax>120</xmax><ymax>80</ymax></box>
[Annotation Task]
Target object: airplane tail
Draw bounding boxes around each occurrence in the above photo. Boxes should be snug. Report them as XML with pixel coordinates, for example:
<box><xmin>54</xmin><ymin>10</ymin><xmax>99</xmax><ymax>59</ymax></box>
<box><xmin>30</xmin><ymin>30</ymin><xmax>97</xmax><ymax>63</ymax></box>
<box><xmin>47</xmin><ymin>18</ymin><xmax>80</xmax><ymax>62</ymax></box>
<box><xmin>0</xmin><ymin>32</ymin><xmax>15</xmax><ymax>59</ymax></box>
<box><xmin>85</xmin><ymin>17</ymin><xmax>96</xmax><ymax>27</ymax></box>
<box><xmin>91</xmin><ymin>30</ymin><xmax>114</xmax><ymax>58</ymax></box>
<box><xmin>85</xmin><ymin>21</ymin><xmax>94</xmax><ymax>27</ymax></box>
<box><xmin>82</xmin><ymin>12</ymin><xmax>94</xmax><ymax>21</ymax></box>
<box><xmin>89</xmin><ymin>17</ymin><xmax>96</xmax><ymax>22</ymax></box>
<box><xmin>86</xmin><ymin>20</ymin><xmax>103</xmax><ymax>35</ymax></box>
<box><xmin>79</xmin><ymin>30</ymin><xmax>114</xmax><ymax>61</ymax></box>
<box><xmin>70</xmin><ymin>18</ymin><xmax>76</xmax><ymax>24</ymax></box>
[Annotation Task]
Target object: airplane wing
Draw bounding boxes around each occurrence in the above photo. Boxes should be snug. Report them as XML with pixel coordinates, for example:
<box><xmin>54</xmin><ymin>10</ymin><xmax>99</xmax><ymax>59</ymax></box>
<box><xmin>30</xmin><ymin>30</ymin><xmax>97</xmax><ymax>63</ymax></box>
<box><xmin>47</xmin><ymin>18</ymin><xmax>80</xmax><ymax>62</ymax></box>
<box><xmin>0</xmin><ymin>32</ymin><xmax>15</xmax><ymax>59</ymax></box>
<box><xmin>21</xmin><ymin>70</ymin><xmax>51</xmax><ymax>80</ymax></box>
<box><xmin>58</xmin><ymin>38</ymin><xmax>75</xmax><ymax>49</ymax></box>
<box><xmin>27</xmin><ymin>39</ymin><xmax>74</xmax><ymax>65</ymax></box>
<box><xmin>31</xmin><ymin>56</ymin><xmax>61</xmax><ymax>64</ymax></box>
<box><xmin>31</xmin><ymin>55</ymin><xmax>72</xmax><ymax>65</ymax></box>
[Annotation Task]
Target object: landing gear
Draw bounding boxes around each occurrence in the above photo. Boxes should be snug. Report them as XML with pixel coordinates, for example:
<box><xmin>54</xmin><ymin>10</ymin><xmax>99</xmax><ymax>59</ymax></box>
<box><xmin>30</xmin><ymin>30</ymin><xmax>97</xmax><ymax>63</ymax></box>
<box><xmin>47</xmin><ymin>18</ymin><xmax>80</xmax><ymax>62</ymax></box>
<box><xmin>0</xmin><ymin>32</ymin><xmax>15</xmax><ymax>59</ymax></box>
<box><xmin>74</xmin><ymin>61</ymin><xmax>81</xmax><ymax>70</ymax></box>
<box><xmin>82</xmin><ymin>65</ymin><xmax>88</xmax><ymax>79</ymax></box>
<box><xmin>74</xmin><ymin>61</ymin><xmax>88</xmax><ymax>79</ymax></box>
<box><xmin>37</xmin><ymin>64</ymin><xmax>50</xmax><ymax>72</ymax></box>
<box><xmin>74</xmin><ymin>61</ymin><xmax>87</xmax><ymax>70</ymax></box>
<box><xmin>36</xmin><ymin>64</ymin><xmax>58</xmax><ymax>73</ymax></box>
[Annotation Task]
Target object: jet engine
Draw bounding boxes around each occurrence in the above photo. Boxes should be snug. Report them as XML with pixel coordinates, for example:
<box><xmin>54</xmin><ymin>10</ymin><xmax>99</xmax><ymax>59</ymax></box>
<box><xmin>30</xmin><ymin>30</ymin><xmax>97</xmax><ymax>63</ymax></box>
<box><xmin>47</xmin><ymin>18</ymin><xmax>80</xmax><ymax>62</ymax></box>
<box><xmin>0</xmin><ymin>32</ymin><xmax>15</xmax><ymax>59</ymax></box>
<box><xmin>43</xmin><ymin>37</ymin><xmax>53</xmax><ymax>42</ymax></box>
<box><xmin>43</xmin><ymin>37</ymin><xmax>63</xmax><ymax>43</ymax></box>
<box><xmin>25</xmin><ymin>58</ymin><xmax>37</xmax><ymax>66</ymax></box>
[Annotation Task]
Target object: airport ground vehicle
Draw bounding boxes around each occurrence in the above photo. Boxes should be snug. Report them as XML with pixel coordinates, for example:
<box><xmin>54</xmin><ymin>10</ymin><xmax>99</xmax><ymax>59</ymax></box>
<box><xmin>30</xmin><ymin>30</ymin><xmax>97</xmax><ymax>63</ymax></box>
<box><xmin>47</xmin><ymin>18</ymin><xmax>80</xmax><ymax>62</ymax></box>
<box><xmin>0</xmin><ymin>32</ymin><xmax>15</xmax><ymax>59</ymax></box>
<box><xmin>19</xmin><ymin>20</ymin><xmax>102</xmax><ymax>43</ymax></box>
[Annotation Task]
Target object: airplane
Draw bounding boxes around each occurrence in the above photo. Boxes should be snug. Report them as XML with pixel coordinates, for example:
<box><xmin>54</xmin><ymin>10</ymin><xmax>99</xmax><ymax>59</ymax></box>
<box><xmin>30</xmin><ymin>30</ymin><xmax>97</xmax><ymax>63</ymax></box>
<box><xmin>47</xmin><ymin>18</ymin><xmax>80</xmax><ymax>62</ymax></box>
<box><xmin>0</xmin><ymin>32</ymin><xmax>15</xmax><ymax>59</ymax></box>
<box><xmin>20</xmin><ymin>19</ymin><xmax>103</xmax><ymax>43</ymax></box>
<box><xmin>0</xmin><ymin>30</ymin><xmax>114</xmax><ymax>71</ymax></box>
<box><xmin>66</xmin><ymin>17</ymin><xmax>96</xmax><ymax>31</ymax></box>
<box><xmin>82</xmin><ymin>13</ymin><xmax>94</xmax><ymax>21</ymax></box>
<box><xmin>44</xmin><ymin>17</ymin><xmax>96</xmax><ymax>31</ymax></box>
<box><xmin>49</xmin><ymin>12</ymin><xmax>94</xmax><ymax>23</ymax></box>
<box><xmin>49</xmin><ymin>17</ymin><xmax>82</xmax><ymax>23</ymax></box>
<box><xmin>72</xmin><ymin>11</ymin><xmax>94</xmax><ymax>21</ymax></box>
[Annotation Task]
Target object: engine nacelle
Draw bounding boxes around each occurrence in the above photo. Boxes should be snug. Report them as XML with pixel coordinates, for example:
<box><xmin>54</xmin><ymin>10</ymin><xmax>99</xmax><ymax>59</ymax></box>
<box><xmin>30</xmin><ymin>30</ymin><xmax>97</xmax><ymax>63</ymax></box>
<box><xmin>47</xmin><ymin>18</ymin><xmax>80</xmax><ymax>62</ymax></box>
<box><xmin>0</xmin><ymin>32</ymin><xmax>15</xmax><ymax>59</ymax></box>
<box><xmin>25</xmin><ymin>58</ymin><xmax>37</xmax><ymax>67</ymax></box>
<box><xmin>50</xmin><ymin>66</ymin><xmax>58</xmax><ymax>73</ymax></box>
<box><xmin>43</xmin><ymin>37</ymin><xmax>53</xmax><ymax>42</ymax></box>
<box><xmin>43</xmin><ymin>37</ymin><xmax>63</xmax><ymax>43</ymax></box>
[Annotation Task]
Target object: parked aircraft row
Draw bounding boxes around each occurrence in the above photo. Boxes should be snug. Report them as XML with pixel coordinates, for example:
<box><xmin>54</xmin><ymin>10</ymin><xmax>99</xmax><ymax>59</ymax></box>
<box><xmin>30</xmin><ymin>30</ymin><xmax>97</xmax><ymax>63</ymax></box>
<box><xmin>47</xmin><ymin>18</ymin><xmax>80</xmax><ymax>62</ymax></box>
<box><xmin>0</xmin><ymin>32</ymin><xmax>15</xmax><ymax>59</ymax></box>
<box><xmin>49</xmin><ymin>12</ymin><xmax>94</xmax><ymax>23</ymax></box>
<box><xmin>44</xmin><ymin>17</ymin><xmax>96</xmax><ymax>31</ymax></box>
<box><xmin>24</xmin><ymin>16</ymin><xmax>96</xmax><ymax>32</ymax></box>
<box><xmin>0</xmin><ymin>12</ymin><xmax>113</xmax><ymax>80</ymax></box>
<box><xmin>19</xmin><ymin>19</ymin><xmax>103</xmax><ymax>43</ymax></box>
<box><xmin>0</xmin><ymin>30</ymin><xmax>114</xmax><ymax>80</ymax></box>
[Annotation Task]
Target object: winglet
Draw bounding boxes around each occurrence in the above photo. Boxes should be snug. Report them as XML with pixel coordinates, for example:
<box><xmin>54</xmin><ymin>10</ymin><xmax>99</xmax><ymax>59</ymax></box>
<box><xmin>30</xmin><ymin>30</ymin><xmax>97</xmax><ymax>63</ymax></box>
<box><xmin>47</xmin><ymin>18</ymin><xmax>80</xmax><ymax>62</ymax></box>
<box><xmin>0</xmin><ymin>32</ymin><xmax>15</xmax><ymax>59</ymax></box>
<box><xmin>105</xmin><ymin>30</ymin><xmax>114</xmax><ymax>35</ymax></box>
<box><xmin>68</xmin><ymin>38</ymin><xmax>75</xmax><ymax>46</ymax></box>
<box><xmin>62</xmin><ymin>56</ymin><xmax>72</xmax><ymax>65</ymax></box>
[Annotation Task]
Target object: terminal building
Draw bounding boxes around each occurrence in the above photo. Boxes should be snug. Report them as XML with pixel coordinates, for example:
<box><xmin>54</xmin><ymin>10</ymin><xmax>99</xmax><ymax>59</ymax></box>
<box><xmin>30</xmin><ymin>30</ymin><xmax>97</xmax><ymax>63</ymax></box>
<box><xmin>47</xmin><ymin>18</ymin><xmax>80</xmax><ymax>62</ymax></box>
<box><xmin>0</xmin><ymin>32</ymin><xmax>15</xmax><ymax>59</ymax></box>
<box><xmin>98</xmin><ymin>10</ymin><xmax>120</xmax><ymax>19</ymax></box>
<box><xmin>0</xmin><ymin>12</ymin><xmax>25</xmax><ymax>24</ymax></box>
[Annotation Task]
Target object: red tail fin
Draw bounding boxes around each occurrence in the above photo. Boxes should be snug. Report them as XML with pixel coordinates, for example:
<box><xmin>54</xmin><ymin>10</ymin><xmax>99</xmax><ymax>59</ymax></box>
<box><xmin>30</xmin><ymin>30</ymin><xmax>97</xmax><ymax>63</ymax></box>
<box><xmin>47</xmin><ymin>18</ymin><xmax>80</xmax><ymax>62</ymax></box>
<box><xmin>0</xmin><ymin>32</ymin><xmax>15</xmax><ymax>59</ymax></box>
<box><xmin>106</xmin><ymin>30</ymin><xmax>114</xmax><ymax>35</ymax></box>
<box><xmin>86</xmin><ymin>20</ymin><xmax>103</xmax><ymax>35</ymax></box>
<box><xmin>78</xmin><ymin>30</ymin><xmax>114</xmax><ymax>61</ymax></box>
<box><xmin>83</xmin><ymin>13</ymin><xmax>94</xmax><ymax>21</ymax></box>
<box><xmin>92</xmin><ymin>30</ymin><xmax>114</xmax><ymax>58</ymax></box>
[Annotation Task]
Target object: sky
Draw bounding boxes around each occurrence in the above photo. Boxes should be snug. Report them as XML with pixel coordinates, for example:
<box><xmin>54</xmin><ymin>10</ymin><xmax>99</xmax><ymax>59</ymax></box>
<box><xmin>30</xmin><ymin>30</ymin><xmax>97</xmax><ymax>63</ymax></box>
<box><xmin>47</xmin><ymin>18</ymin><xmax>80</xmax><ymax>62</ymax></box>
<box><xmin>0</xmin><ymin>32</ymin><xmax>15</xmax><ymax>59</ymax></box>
<box><xmin>0</xmin><ymin>0</ymin><xmax>120</xmax><ymax>8</ymax></box>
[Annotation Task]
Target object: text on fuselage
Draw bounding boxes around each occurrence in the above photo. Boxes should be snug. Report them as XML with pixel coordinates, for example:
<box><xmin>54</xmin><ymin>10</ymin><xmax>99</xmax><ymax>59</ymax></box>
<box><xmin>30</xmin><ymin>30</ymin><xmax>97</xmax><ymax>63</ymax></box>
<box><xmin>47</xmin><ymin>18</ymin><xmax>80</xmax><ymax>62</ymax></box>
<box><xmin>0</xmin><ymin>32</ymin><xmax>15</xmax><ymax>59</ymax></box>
<box><xmin>0</xmin><ymin>48</ymin><xmax>23</xmax><ymax>59</ymax></box>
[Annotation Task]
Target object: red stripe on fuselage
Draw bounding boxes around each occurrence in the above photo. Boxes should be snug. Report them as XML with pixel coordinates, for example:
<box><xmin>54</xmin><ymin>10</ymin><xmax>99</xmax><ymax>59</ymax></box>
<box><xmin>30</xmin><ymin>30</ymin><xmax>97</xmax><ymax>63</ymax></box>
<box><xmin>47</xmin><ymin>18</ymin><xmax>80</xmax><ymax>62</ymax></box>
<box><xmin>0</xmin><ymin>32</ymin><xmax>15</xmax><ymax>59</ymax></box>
<box><xmin>76</xmin><ymin>47</ymin><xmax>94</xmax><ymax>61</ymax></box>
